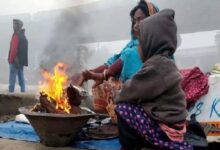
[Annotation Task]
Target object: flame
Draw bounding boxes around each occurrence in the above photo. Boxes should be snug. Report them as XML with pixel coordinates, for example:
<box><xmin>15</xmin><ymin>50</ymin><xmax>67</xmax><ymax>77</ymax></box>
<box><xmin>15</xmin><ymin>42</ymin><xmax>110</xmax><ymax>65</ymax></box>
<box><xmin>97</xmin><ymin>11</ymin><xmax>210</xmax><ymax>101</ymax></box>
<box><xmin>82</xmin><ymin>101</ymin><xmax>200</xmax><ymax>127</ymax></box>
<box><xmin>38</xmin><ymin>62</ymin><xmax>71</xmax><ymax>113</ymax></box>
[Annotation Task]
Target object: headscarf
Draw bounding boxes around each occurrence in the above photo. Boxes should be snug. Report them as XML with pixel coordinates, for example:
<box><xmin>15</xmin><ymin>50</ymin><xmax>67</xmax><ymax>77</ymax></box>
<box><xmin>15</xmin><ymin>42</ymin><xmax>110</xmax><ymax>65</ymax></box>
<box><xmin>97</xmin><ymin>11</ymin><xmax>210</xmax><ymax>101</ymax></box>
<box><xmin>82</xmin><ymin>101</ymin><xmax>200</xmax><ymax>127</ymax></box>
<box><xmin>13</xmin><ymin>19</ymin><xmax>23</xmax><ymax>29</ymax></box>
<box><xmin>130</xmin><ymin>0</ymin><xmax>159</xmax><ymax>39</ymax></box>
<box><xmin>139</xmin><ymin>9</ymin><xmax>177</xmax><ymax>61</ymax></box>
<box><xmin>145</xmin><ymin>0</ymin><xmax>159</xmax><ymax>16</ymax></box>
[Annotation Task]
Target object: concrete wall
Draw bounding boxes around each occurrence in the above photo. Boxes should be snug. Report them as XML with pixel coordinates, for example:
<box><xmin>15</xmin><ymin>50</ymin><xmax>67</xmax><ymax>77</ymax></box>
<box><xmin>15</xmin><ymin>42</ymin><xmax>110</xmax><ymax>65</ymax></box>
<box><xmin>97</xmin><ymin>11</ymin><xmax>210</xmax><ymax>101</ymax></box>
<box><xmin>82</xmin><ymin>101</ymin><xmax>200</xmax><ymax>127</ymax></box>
<box><xmin>0</xmin><ymin>93</ymin><xmax>37</xmax><ymax>116</ymax></box>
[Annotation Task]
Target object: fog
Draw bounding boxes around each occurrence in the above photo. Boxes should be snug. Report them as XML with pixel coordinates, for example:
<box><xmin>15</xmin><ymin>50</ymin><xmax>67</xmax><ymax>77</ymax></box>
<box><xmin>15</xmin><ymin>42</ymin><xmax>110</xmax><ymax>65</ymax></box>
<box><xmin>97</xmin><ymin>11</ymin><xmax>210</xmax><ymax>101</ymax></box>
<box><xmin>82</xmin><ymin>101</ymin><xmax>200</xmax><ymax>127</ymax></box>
<box><xmin>0</xmin><ymin>0</ymin><xmax>220</xmax><ymax>85</ymax></box>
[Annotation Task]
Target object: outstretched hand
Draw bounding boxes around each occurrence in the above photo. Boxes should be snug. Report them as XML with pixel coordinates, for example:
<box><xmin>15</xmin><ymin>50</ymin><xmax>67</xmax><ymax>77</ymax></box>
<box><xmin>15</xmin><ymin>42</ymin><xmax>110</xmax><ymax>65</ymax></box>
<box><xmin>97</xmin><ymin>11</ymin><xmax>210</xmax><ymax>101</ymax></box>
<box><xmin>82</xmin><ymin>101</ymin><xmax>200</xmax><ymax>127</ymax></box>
<box><xmin>82</xmin><ymin>70</ymin><xmax>104</xmax><ymax>88</ymax></box>
<box><xmin>81</xmin><ymin>70</ymin><xmax>94</xmax><ymax>80</ymax></box>
<box><xmin>71</xmin><ymin>69</ymin><xmax>105</xmax><ymax>87</ymax></box>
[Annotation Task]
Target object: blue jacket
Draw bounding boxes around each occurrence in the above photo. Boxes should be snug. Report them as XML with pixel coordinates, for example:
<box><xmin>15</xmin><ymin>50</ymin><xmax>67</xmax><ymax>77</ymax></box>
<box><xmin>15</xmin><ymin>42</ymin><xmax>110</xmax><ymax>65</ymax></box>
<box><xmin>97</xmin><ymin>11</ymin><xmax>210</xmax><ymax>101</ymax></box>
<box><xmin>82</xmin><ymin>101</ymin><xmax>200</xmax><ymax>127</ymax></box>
<box><xmin>105</xmin><ymin>38</ymin><xmax>142</xmax><ymax>83</ymax></box>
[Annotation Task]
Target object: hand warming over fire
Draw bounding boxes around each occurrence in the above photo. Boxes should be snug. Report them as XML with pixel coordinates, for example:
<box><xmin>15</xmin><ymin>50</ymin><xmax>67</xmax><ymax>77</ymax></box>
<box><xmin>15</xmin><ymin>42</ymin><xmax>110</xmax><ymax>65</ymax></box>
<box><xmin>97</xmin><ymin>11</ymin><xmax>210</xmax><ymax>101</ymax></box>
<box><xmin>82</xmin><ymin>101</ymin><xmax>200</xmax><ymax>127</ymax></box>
<box><xmin>82</xmin><ymin>70</ymin><xmax>105</xmax><ymax>88</ymax></box>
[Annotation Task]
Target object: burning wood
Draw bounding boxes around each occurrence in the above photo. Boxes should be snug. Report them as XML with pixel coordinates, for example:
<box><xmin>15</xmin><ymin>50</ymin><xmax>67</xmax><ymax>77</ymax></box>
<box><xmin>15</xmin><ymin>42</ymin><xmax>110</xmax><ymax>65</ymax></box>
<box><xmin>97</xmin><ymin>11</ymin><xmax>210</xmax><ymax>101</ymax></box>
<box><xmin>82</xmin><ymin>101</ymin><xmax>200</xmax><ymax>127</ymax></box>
<box><xmin>39</xmin><ymin>94</ymin><xmax>66</xmax><ymax>114</ymax></box>
<box><xmin>32</xmin><ymin>62</ymin><xmax>87</xmax><ymax>115</ymax></box>
<box><xmin>38</xmin><ymin>92</ymin><xmax>81</xmax><ymax>114</ymax></box>
<box><xmin>67</xmin><ymin>84</ymin><xmax>87</xmax><ymax>107</ymax></box>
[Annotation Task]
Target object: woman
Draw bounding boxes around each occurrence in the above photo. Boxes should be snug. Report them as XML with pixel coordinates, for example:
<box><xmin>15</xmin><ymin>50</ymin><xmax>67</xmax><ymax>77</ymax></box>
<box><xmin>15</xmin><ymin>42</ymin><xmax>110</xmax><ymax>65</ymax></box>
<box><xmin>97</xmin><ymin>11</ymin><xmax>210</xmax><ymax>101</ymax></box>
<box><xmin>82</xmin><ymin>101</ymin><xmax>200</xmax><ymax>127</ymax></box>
<box><xmin>75</xmin><ymin>0</ymin><xmax>159</xmax><ymax>114</ymax></box>
<box><xmin>79</xmin><ymin>0</ymin><xmax>159</xmax><ymax>86</ymax></box>
<box><xmin>115</xmin><ymin>9</ymin><xmax>192</xmax><ymax>150</ymax></box>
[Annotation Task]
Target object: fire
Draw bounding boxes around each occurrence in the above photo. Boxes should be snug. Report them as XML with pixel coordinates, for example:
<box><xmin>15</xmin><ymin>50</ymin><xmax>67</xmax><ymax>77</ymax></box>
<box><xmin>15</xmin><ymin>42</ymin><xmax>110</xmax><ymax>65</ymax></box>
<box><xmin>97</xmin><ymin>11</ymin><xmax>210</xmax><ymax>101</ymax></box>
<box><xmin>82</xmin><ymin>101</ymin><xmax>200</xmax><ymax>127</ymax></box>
<box><xmin>38</xmin><ymin>62</ymin><xmax>71</xmax><ymax>113</ymax></box>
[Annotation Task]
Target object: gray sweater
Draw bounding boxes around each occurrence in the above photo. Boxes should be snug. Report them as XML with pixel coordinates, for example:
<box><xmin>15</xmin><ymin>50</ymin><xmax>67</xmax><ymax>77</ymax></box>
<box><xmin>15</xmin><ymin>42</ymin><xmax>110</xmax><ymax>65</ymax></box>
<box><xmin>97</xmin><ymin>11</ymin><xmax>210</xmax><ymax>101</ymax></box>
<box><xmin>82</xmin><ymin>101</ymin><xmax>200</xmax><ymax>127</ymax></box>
<box><xmin>115</xmin><ymin>9</ymin><xmax>187</xmax><ymax>125</ymax></box>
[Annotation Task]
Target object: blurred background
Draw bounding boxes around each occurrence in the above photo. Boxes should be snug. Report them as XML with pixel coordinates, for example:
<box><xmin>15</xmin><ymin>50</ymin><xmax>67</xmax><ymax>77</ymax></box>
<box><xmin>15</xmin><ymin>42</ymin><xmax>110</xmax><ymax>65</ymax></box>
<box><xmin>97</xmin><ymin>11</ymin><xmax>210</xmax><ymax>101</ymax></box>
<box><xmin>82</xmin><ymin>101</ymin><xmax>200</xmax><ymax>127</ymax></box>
<box><xmin>0</xmin><ymin>0</ymin><xmax>219</xmax><ymax>87</ymax></box>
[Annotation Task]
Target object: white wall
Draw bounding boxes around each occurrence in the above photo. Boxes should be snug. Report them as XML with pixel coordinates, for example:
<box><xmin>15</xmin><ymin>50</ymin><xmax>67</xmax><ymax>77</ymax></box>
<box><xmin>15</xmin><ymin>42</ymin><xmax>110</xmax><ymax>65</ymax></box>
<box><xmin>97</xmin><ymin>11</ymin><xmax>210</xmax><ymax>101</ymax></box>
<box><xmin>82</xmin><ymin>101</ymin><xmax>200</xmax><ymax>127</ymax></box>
<box><xmin>85</xmin><ymin>30</ymin><xmax>220</xmax><ymax>73</ymax></box>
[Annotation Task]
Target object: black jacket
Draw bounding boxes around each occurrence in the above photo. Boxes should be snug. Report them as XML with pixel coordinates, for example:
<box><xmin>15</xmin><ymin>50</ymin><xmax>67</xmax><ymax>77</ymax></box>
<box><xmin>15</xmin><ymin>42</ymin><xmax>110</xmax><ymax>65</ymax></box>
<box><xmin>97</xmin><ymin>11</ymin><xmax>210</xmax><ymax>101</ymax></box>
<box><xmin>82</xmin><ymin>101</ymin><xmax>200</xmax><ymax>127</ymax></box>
<box><xmin>17</xmin><ymin>31</ymin><xmax>28</xmax><ymax>66</ymax></box>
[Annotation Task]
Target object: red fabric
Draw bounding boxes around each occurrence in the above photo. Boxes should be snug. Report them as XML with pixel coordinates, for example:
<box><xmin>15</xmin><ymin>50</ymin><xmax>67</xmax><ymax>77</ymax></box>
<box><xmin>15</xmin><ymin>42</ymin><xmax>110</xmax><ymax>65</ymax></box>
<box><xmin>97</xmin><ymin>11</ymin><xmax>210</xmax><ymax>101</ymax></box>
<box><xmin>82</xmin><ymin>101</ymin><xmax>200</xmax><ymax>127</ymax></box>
<box><xmin>180</xmin><ymin>67</ymin><xmax>209</xmax><ymax>107</ymax></box>
<box><xmin>159</xmin><ymin>122</ymin><xmax>186</xmax><ymax>142</ymax></box>
<box><xmin>92</xmin><ymin>81</ymin><xmax>112</xmax><ymax>113</ymax></box>
<box><xmin>90</xmin><ymin>65</ymin><xmax>108</xmax><ymax>73</ymax></box>
<box><xmin>92</xmin><ymin>79</ymin><xmax>121</xmax><ymax>114</ymax></box>
<box><xmin>93</xmin><ymin>98</ymin><xmax>108</xmax><ymax>113</ymax></box>
<box><xmin>8</xmin><ymin>33</ymin><xmax>19</xmax><ymax>64</ymax></box>
<box><xmin>106</xmin><ymin>59</ymin><xmax>122</xmax><ymax>78</ymax></box>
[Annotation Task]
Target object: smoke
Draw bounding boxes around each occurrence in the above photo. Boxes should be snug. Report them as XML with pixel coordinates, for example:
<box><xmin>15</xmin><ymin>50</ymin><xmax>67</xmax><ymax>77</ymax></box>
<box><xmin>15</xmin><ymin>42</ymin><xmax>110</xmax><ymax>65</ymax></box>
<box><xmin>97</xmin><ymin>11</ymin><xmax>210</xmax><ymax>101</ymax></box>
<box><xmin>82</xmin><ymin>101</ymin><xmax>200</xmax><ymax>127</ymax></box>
<box><xmin>215</xmin><ymin>31</ymin><xmax>220</xmax><ymax>49</ymax></box>
<box><xmin>215</xmin><ymin>31</ymin><xmax>220</xmax><ymax>59</ymax></box>
<box><xmin>39</xmin><ymin>6</ymin><xmax>94</xmax><ymax>75</ymax></box>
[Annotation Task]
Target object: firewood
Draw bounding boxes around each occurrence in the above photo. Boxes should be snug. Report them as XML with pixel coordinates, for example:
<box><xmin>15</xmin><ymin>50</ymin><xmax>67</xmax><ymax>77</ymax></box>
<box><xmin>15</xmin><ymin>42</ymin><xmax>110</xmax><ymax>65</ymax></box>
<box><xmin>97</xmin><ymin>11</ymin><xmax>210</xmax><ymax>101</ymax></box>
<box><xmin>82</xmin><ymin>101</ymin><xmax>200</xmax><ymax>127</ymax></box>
<box><xmin>39</xmin><ymin>94</ymin><xmax>81</xmax><ymax>114</ymax></box>
<box><xmin>40</xmin><ymin>94</ymin><xmax>66</xmax><ymax>114</ymax></box>
<box><xmin>67</xmin><ymin>84</ymin><xmax>81</xmax><ymax>106</ymax></box>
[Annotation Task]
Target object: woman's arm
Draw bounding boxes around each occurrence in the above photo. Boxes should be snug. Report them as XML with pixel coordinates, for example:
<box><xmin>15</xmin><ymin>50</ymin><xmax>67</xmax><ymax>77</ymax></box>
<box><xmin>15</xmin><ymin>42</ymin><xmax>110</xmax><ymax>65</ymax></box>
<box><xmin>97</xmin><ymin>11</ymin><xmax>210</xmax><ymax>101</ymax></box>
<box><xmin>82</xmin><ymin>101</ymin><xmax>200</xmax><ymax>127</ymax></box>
<box><xmin>83</xmin><ymin>59</ymin><xmax>123</xmax><ymax>88</ymax></box>
<box><xmin>90</xmin><ymin>64</ymin><xmax>108</xmax><ymax>73</ymax></box>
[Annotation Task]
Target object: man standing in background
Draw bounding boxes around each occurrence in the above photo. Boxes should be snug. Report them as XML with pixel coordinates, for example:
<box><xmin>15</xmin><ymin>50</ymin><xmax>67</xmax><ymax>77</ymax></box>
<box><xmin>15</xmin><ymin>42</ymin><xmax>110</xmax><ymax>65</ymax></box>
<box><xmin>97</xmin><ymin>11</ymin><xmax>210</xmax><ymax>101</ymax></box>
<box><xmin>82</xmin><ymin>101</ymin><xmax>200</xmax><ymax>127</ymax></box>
<box><xmin>8</xmin><ymin>19</ymin><xmax>28</xmax><ymax>92</ymax></box>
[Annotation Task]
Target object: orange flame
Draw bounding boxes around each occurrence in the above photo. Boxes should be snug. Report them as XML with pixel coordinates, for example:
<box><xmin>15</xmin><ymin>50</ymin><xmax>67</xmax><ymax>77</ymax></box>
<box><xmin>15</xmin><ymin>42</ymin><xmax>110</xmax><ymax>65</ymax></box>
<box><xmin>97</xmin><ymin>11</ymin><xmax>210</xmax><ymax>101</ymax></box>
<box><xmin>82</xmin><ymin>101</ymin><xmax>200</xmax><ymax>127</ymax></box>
<box><xmin>38</xmin><ymin>62</ymin><xmax>71</xmax><ymax>113</ymax></box>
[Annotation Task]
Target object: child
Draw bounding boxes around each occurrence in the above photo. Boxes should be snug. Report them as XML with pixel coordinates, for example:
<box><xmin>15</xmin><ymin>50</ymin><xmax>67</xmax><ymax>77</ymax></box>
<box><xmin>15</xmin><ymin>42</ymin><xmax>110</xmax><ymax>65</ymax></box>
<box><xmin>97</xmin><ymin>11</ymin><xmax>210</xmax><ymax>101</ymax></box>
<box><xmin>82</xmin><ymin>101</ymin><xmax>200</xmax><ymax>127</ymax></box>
<box><xmin>115</xmin><ymin>9</ymin><xmax>192</xmax><ymax>150</ymax></box>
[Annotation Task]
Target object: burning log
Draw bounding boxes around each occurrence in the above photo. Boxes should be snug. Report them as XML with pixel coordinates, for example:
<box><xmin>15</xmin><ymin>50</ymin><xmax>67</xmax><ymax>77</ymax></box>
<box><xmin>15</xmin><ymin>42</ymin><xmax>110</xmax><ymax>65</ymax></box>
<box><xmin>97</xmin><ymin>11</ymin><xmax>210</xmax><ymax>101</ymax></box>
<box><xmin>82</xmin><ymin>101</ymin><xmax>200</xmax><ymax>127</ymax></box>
<box><xmin>33</xmin><ymin>62</ymin><xmax>88</xmax><ymax>115</ymax></box>
<box><xmin>40</xmin><ymin>94</ymin><xmax>66</xmax><ymax>114</ymax></box>
<box><xmin>66</xmin><ymin>84</ymin><xmax>87</xmax><ymax>107</ymax></box>
<box><xmin>36</xmin><ymin>89</ymin><xmax>83</xmax><ymax>114</ymax></box>
<box><xmin>32</xmin><ymin>84</ymin><xmax>86</xmax><ymax>114</ymax></box>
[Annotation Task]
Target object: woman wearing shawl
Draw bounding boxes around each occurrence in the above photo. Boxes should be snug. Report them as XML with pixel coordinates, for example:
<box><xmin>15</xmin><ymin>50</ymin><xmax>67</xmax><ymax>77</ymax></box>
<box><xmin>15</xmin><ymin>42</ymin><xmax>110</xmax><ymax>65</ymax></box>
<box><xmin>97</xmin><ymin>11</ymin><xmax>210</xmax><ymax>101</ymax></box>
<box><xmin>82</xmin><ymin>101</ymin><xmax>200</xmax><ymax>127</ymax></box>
<box><xmin>77</xmin><ymin>0</ymin><xmax>159</xmax><ymax>86</ymax></box>
<box><xmin>114</xmin><ymin>9</ymin><xmax>192</xmax><ymax>150</ymax></box>
<box><xmin>72</xmin><ymin>0</ymin><xmax>159</xmax><ymax>114</ymax></box>
<box><xmin>75</xmin><ymin>0</ymin><xmax>158</xmax><ymax>113</ymax></box>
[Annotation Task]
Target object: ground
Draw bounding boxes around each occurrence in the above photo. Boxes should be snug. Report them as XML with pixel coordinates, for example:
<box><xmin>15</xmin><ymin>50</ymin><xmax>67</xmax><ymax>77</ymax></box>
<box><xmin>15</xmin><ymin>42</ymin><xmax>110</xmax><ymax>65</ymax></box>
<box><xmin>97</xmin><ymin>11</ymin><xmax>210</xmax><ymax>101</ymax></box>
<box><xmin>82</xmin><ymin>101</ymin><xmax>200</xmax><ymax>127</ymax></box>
<box><xmin>0</xmin><ymin>139</ymin><xmax>82</xmax><ymax>150</ymax></box>
<box><xmin>0</xmin><ymin>84</ymin><xmax>84</xmax><ymax>150</ymax></box>
<box><xmin>1</xmin><ymin>84</ymin><xmax>220</xmax><ymax>150</ymax></box>
<box><xmin>0</xmin><ymin>84</ymin><xmax>38</xmax><ymax>93</ymax></box>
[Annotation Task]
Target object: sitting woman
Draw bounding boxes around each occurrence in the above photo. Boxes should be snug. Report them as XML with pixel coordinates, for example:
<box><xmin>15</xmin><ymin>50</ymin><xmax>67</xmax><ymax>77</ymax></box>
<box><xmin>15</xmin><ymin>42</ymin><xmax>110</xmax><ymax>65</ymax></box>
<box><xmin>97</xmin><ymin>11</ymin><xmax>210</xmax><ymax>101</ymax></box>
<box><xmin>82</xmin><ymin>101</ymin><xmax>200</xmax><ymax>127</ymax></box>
<box><xmin>77</xmin><ymin>0</ymin><xmax>159</xmax><ymax>114</ymax></box>
<box><xmin>78</xmin><ymin>0</ymin><xmax>159</xmax><ymax>86</ymax></box>
<box><xmin>114</xmin><ymin>9</ymin><xmax>192</xmax><ymax>150</ymax></box>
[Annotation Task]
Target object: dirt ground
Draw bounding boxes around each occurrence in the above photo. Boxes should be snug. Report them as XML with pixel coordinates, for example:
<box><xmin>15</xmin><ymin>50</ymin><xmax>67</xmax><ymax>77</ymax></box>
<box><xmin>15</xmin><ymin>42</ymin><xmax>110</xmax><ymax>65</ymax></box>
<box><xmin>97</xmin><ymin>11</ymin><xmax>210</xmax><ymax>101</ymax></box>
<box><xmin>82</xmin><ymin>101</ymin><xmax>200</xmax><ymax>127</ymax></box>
<box><xmin>0</xmin><ymin>139</ymin><xmax>83</xmax><ymax>150</ymax></box>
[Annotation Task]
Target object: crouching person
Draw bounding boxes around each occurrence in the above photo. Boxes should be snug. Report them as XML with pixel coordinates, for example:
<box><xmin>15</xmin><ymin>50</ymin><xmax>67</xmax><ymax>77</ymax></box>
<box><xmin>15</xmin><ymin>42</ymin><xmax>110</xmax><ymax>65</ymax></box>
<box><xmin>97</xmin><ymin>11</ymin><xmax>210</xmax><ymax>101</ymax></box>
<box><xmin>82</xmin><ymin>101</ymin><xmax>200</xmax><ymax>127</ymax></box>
<box><xmin>115</xmin><ymin>9</ymin><xmax>192</xmax><ymax>150</ymax></box>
